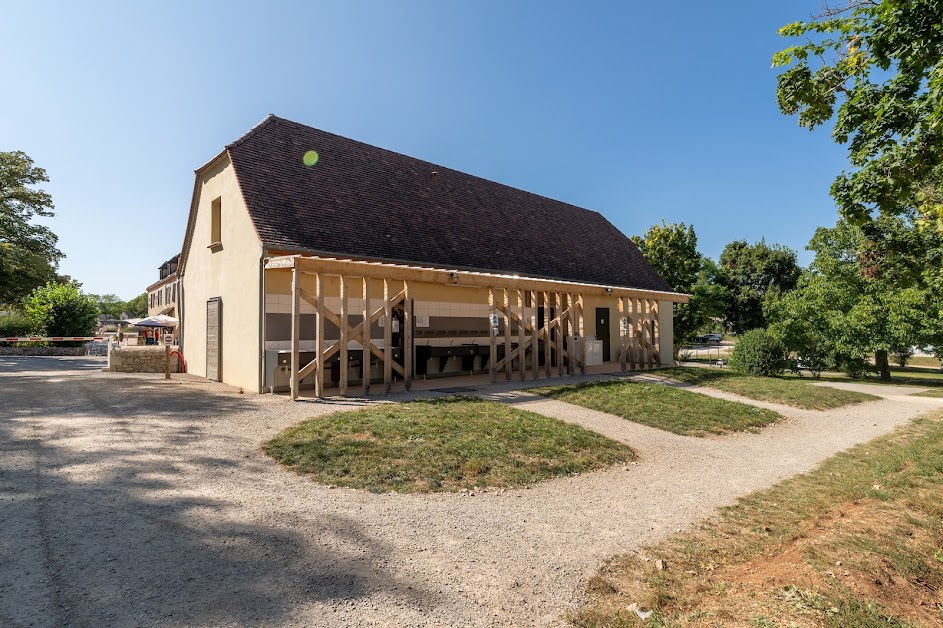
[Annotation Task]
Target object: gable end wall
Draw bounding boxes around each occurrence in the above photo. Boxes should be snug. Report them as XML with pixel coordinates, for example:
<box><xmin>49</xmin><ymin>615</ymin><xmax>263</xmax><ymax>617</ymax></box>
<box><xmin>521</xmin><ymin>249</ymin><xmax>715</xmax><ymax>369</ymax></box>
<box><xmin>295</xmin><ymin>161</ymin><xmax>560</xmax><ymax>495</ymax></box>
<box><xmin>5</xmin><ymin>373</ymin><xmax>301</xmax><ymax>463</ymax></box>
<box><xmin>181</xmin><ymin>156</ymin><xmax>262</xmax><ymax>390</ymax></box>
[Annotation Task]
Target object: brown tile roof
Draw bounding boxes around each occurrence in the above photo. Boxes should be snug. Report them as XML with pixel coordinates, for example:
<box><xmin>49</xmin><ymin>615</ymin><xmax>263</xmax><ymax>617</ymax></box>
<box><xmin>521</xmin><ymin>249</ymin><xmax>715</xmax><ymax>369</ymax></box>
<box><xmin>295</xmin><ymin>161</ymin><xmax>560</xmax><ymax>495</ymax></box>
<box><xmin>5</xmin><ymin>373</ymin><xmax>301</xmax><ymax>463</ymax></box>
<box><xmin>226</xmin><ymin>116</ymin><xmax>673</xmax><ymax>292</ymax></box>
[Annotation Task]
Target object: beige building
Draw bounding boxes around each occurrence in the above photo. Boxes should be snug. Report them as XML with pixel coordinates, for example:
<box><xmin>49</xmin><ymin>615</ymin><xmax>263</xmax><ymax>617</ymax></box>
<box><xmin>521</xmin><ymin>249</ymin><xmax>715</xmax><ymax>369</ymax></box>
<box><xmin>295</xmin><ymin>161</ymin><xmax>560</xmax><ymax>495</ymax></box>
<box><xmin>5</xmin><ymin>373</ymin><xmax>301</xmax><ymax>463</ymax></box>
<box><xmin>146</xmin><ymin>255</ymin><xmax>179</xmax><ymax>317</ymax></box>
<box><xmin>177</xmin><ymin>116</ymin><xmax>687</xmax><ymax>396</ymax></box>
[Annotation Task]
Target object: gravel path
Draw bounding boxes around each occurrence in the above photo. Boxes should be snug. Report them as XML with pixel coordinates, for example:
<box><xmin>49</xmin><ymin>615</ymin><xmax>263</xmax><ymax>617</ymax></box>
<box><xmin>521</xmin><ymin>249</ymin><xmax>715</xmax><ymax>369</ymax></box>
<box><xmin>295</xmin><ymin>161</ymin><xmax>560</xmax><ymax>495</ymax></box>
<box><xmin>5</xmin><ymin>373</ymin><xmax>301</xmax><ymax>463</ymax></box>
<box><xmin>2</xmin><ymin>357</ymin><xmax>940</xmax><ymax>627</ymax></box>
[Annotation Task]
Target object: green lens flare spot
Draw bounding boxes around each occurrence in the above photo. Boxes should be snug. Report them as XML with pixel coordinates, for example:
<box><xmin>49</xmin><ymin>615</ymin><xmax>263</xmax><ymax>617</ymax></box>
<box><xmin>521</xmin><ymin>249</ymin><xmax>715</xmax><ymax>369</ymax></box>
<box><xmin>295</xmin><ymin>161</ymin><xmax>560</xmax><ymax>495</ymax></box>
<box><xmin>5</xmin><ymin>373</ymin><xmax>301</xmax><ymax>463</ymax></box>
<box><xmin>303</xmin><ymin>150</ymin><xmax>319</xmax><ymax>167</ymax></box>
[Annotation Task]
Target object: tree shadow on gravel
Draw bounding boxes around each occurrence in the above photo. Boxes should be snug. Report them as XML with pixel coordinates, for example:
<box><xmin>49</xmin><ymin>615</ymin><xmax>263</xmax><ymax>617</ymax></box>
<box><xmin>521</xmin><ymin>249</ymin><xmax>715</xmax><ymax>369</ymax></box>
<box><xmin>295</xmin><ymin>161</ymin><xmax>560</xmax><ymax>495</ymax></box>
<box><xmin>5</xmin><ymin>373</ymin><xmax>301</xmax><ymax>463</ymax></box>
<box><xmin>0</xmin><ymin>358</ymin><xmax>436</xmax><ymax>627</ymax></box>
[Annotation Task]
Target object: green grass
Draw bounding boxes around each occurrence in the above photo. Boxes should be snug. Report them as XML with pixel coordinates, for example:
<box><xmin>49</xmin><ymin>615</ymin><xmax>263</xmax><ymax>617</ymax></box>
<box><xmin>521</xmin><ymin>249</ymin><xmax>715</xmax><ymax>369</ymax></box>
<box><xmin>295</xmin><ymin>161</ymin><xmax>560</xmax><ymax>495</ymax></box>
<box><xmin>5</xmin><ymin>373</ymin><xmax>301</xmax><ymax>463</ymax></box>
<box><xmin>263</xmin><ymin>397</ymin><xmax>634</xmax><ymax>493</ymax></box>
<box><xmin>903</xmin><ymin>355</ymin><xmax>940</xmax><ymax>368</ymax></box>
<box><xmin>572</xmin><ymin>411</ymin><xmax>943</xmax><ymax>627</ymax></box>
<box><xmin>528</xmin><ymin>380</ymin><xmax>780</xmax><ymax>436</ymax></box>
<box><xmin>914</xmin><ymin>387</ymin><xmax>943</xmax><ymax>398</ymax></box>
<box><xmin>659</xmin><ymin>368</ymin><xmax>879</xmax><ymax>410</ymax></box>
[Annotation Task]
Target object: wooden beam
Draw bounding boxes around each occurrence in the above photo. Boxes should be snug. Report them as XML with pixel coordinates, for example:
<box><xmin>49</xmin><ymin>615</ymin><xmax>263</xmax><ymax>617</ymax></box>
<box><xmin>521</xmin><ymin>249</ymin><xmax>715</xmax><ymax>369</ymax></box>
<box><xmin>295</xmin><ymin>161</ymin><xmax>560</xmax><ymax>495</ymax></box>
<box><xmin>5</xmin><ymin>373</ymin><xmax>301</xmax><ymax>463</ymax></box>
<box><xmin>300</xmin><ymin>286</ymin><xmax>401</xmax><ymax>344</ymax></box>
<box><xmin>384</xmin><ymin>278</ymin><xmax>392</xmax><ymax>392</ymax></box>
<box><xmin>568</xmin><ymin>294</ymin><xmax>577</xmax><ymax>375</ymax></box>
<box><xmin>625</xmin><ymin>297</ymin><xmax>635</xmax><ymax>371</ymax></box>
<box><xmin>651</xmin><ymin>300</ymin><xmax>660</xmax><ymax>366</ymax></box>
<box><xmin>267</xmin><ymin>255</ymin><xmax>689</xmax><ymax>303</ymax></box>
<box><xmin>491</xmin><ymin>337</ymin><xmax>533</xmax><ymax>373</ymax></box>
<box><xmin>543</xmin><ymin>291</ymin><xmax>551</xmax><ymax>379</ymax></box>
<box><xmin>618</xmin><ymin>297</ymin><xmax>627</xmax><ymax>371</ymax></box>
<box><xmin>517</xmin><ymin>290</ymin><xmax>526</xmax><ymax>381</ymax></box>
<box><xmin>362</xmin><ymin>277</ymin><xmax>370</xmax><ymax>395</ymax></box>
<box><xmin>404</xmin><ymin>280</ymin><xmax>413</xmax><ymax>391</ymax></box>
<box><xmin>531</xmin><ymin>291</ymin><xmax>538</xmax><ymax>380</ymax></box>
<box><xmin>299</xmin><ymin>288</ymin><xmax>343</xmax><ymax>330</ymax></box>
<box><xmin>578</xmin><ymin>294</ymin><xmax>587</xmax><ymax>375</ymax></box>
<box><xmin>489</xmin><ymin>287</ymin><xmax>497</xmax><ymax>384</ymax></box>
<box><xmin>290</xmin><ymin>267</ymin><xmax>300</xmax><ymax>401</ymax></box>
<box><xmin>315</xmin><ymin>273</ymin><xmax>324</xmax><ymax>397</ymax></box>
<box><xmin>340</xmin><ymin>275</ymin><xmax>349</xmax><ymax>395</ymax></box>
<box><xmin>495</xmin><ymin>302</ymin><xmax>535</xmax><ymax>331</ymax></box>
<box><xmin>639</xmin><ymin>298</ymin><xmax>649</xmax><ymax>369</ymax></box>
<box><xmin>555</xmin><ymin>292</ymin><xmax>564</xmax><ymax>378</ymax></box>
<box><xmin>503</xmin><ymin>288</ymin><xmax>512</xmax><ymax>381</ymax></box>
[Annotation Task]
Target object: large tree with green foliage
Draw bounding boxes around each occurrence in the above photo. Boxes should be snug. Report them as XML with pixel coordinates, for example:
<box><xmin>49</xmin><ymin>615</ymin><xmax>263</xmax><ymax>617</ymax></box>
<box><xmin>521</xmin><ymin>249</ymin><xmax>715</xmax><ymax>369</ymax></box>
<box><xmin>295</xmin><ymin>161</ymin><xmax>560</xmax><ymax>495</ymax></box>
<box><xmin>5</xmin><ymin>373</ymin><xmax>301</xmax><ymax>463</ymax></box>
<box><xmin>22</xmin><ymin>281</ymin><xmax>97</xmax><ymax>339</ymax></box>
<box><xmin>124</xmin><ymin>292</ymin><xmax>148</xmax><ymax>318</ymax></box>
<box><xmin>769</xmin><ymin>216</ymin><xmax>940</xmax><ymax>380</ymax></box>
<box><xmin>0</xmin><ymin>151</ymin><xmax>63</xmax><ymax>307</ymax></box>
<box><xmin>716</xmin><ymin>240</ymin><xmax>801</xmax><ymax>334</ymax></box>
<box><xmin>89</xmin><ymin>293</ymin><xmax>127</xmax><ymax>319</ymax></box>
<box><xmin>632</xmin><ymin>222</ymin><xmax>725</xmax><ymax>346</ymax></box>
<box><xmin>774</xmin><ymin>0</ymin><xmax>943</xmax><ymax>227</ymax></box>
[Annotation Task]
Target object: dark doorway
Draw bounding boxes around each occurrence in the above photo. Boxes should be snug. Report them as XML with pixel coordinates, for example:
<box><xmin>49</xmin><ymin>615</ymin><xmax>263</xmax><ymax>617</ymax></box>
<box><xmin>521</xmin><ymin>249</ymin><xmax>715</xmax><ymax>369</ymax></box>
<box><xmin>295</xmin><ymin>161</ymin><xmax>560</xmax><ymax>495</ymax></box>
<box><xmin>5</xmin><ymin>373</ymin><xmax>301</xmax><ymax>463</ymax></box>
<box><xmin>596</xmin><ymin>307</ymin><xmax>611</xmax><ymax>362</ymax></box>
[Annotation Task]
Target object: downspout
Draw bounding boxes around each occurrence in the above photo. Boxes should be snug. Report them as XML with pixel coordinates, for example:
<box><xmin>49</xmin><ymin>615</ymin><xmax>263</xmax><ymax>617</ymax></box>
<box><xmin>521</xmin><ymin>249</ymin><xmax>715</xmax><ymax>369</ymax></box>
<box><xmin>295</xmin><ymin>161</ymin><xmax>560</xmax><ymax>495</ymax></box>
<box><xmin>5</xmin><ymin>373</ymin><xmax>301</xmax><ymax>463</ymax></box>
<box><xmin>258</xmin><ymin>246</ymin><xmax>268</xmax><ymax>393</ymax></box>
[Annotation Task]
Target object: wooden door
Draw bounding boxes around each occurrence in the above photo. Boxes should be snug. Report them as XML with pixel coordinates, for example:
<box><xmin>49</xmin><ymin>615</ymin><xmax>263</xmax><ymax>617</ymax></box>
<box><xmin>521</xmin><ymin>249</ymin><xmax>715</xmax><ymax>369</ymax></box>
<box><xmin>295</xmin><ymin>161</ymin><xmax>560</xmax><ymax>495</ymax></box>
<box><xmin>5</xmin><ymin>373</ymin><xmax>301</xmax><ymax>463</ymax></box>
<box><xmin>206</xmin><ymin>297</ymin><xmax>222</xmax><ymax>381</ymax></box>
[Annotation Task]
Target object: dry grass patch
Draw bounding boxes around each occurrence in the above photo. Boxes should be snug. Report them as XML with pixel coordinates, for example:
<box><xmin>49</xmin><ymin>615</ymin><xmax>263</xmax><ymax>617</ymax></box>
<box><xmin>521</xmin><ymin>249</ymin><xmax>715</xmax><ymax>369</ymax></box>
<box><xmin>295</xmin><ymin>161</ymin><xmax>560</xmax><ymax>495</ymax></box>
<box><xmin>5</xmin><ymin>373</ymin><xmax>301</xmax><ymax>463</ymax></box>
<box><xmin>571</xmin><ymin>411</ymin><xmax>943</xmax><ymax>627</ymax></box>
<box><xmin>528</xmin><ymin>380</ymin><xmax>779</xmax><ymax>436</ymax></box>
<box><xmin>660</xmin><ymin>368</ymin><xmax>878</xmax><ymax>410</ymax></box>
<box><xmin>264</xmin><ymin>397</ymin><xmax>634</xmax><ymax>493</ymax></box>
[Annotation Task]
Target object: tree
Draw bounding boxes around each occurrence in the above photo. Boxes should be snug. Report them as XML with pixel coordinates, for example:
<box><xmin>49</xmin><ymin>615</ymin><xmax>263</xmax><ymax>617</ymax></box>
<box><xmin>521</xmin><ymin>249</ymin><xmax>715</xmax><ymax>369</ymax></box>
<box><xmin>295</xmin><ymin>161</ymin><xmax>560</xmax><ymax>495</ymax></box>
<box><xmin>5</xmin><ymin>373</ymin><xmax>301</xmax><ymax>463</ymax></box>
<box><xmin>716</xmin><ymin>240</ymin><xmax>800</xmax><ymax>334</ymax></box>
<box><xmin>89</xmin><ymin>293</ymin><xmax>127</xmax><ymax>319</ymax></box>
<box><xmin>774</xmin><ymin>1</ymin><xmax>943</xmax><ymax>227</ymax></box>
<box><xmin>768</xmin><ymin>217</ymin><xmax>937</xmax><ymax>380</ymax></box>
<box><xmin>0</xmin><ymin>152</ymin><xmax>63</xmax><ymax>307</ymax></box>
<box><xmin>124</xmin><ymin>292</ymin><xmax>148</xmax><ymax>318</ymax></box>
<box><xmin>632</xmin><ymin>222</ymin><xmax>724</xmax><ymax>345</ymax></box>
<box><xmin>22</xmin><ymin>281</ymin><xmax>97</xmax><ymax>339</ymax></box>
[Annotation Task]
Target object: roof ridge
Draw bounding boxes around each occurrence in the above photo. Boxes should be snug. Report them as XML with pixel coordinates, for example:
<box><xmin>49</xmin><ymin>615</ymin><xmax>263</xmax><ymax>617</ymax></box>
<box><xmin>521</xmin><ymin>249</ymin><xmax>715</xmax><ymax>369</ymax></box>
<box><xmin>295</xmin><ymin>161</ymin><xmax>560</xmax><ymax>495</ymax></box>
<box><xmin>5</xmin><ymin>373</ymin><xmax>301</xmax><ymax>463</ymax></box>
<box><xmin>226</xmin><ymin>114</ymin><xmax>277</xmax><ymax>149</ymax></box>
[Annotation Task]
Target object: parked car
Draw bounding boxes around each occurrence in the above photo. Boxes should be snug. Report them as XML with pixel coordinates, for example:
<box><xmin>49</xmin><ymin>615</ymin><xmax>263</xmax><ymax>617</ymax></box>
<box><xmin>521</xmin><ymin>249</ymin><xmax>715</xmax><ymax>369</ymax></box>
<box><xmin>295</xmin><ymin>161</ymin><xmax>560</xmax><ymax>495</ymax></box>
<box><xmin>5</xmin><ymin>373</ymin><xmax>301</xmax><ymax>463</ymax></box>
<box><xmin>704</xmin><ymin>333</ymin><xmax>722</xmax><ymax>343</ymax></box>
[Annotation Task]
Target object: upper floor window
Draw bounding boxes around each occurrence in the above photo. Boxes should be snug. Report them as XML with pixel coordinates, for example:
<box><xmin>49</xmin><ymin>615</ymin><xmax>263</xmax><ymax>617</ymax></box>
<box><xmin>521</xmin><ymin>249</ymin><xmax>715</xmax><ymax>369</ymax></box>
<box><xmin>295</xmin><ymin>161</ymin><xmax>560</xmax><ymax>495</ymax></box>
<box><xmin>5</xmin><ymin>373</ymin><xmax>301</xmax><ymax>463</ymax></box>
<box><xmin>210</xmin><ymin>197</ymin><xmax>222</xmax><ymax>248</ymax></box>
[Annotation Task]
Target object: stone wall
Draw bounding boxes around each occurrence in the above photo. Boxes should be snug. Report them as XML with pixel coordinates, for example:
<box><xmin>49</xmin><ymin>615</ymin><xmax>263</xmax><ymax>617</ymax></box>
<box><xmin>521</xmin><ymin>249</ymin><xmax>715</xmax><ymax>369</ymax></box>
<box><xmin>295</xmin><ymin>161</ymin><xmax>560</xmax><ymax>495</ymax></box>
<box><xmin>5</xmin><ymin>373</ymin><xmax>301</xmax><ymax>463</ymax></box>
<box><xmin>106</xmin><ymin>345</ymin><xmax>181</xmax><ymax>373</ymax></box>
<box><xmin>0</xmin><ymin>346</ymin><xmax>86</xmax><ymax>356</ymax></box>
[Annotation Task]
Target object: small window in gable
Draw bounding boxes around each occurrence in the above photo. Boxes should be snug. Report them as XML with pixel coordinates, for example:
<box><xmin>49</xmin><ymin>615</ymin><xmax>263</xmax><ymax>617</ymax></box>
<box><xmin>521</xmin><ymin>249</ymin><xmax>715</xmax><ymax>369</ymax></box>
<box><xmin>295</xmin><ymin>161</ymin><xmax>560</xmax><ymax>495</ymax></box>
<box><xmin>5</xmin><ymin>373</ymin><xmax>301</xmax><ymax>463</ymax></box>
<box><xmin>209</xmin><ymin>197</ymin><xmax>222</xmax><ymax>248</ymax></box>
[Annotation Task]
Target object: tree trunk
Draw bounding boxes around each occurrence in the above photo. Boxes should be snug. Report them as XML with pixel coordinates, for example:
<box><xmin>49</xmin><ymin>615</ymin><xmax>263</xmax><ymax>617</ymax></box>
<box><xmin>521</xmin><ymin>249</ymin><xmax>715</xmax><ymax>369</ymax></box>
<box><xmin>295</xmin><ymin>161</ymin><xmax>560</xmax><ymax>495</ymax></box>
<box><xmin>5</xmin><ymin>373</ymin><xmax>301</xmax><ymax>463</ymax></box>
<box><xmin>876</xmin><ymin>349</ymin><xmax>891</xmax><ymax>381</ymax></box>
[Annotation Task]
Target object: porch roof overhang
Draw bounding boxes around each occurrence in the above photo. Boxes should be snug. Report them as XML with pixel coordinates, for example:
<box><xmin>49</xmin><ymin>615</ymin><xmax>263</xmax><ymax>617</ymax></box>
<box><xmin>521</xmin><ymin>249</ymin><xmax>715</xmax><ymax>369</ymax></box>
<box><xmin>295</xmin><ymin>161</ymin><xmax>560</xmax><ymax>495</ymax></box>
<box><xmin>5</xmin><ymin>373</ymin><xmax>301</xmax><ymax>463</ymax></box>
<box><xmin>264</xmin><ymin>254</ymin><xmax>689</xmax><ymax>303</ymax></box>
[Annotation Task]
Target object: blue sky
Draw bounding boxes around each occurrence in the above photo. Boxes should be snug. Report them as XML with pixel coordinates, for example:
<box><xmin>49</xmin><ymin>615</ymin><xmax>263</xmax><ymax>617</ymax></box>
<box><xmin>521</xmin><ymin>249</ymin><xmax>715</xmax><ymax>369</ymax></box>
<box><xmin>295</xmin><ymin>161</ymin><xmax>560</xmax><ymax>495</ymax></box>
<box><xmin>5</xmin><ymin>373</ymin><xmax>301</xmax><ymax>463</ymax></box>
<box><xmin>1</xmin><ymin>1</ymin><xmax>845</xmax><ymax>299</ymax></box>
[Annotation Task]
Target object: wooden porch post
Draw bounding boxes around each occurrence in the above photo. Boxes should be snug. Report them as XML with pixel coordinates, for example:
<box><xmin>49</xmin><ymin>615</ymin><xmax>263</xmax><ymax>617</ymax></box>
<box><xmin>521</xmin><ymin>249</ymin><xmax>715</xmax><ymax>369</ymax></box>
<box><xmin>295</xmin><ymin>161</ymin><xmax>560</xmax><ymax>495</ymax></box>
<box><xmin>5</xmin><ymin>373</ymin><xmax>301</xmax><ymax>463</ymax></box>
<box><xmin>503</xmin><ymin>288</ymin><xmax>512</xmax><ymax>382</ymax></box>
<box><xmin>362</xmin><ymin>277</ymin><xmax>370</xmax><ymax>395</ymax></box>
<box><xmin>517</xmin><ymin>289</ymin><xmax>526</xmax><ymax>381</ymax></box>
<box><xmin>567</xmin><ymin>293</ymin><xmax>577</xmax><ymax>376</ymax></box>
<box><xmin>404</xmin><ymin>280</ymin><xmax>413</xmax><ymax>391</ymax></box>
<box><xmin>542</xmin><ymin>291</ymin><xmax>551</xmax><ymax>379</ymax></box>
<box><xmin>315</xmin><ymin>273</ymin><xmax>324</xmax><ymax>398</ymax></box>
<box><xmin>618</xmin><ymin>296</ymin><xmax>627</xmax><ymax>371</ymax></box>
<box><xmin>290</xmin><ymin>267</ymin><xmax>300</xmax><ymax>401</ymax></box>
<box><xmin>651</xmin><ymin>300</ymin><xmax>660</xmax><ymax>366</ymax></box>
<box><xmin>339</xmin><ymin>275</ymin><xmax>349</xmax><ymax>394</ymax></box>
<box><xmin>640</xmin><ymin>298</ymin><xmax>649</xmax><ymax>369</ymax></box>
<box><xmin>488</xmin><ymin>287</ymin><xmax>497</xmax><ymax>383</ymax></box>
<box><xmin>531</xmin><ymin>291</ymin><xmax>538</xmax><ymax>380</ymax></box>
<box><xmin>384</xmin><ymin>278</ymin><xmax>392</xmax><ymax>393</ymax></box>
<box><xmin>578</xmin><ymin>294</ymin><xmax>587</xmax><ymax>376</ymax></box>
<box><xmin>555</xmin><ymin>292</ymin><xmax>564</xmax><ymax>378</ymax></box>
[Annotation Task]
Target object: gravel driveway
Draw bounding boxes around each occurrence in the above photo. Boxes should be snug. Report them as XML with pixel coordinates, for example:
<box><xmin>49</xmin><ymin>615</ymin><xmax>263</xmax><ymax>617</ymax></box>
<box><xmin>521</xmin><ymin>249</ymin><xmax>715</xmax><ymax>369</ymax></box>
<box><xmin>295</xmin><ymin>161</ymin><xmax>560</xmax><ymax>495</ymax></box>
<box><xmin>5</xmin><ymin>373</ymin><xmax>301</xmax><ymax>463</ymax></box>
<box><xmin>2</xmin><ymin>357</ymin><xmax>940</xmax><ymax>627</ymax></box>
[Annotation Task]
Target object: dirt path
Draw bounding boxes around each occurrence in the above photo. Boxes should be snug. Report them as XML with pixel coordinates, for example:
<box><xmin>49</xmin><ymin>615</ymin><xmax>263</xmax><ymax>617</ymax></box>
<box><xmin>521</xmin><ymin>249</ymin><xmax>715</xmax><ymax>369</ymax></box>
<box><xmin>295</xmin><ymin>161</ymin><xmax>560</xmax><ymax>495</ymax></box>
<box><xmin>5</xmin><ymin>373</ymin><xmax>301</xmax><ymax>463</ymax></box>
<box><xmin>2</xmin><ymin>357</ymin><xmax>940</xmax><ymax>627</ymax></box>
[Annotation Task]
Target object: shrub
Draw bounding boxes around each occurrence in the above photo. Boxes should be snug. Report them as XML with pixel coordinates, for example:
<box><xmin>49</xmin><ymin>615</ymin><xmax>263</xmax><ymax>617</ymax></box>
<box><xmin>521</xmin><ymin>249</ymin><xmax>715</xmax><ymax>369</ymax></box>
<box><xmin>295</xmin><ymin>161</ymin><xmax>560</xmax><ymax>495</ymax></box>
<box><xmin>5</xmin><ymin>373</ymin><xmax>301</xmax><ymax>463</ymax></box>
<box><xmin>22</xmin><ymin>281</ymin><xmax>97</xmax><ymax>342</ymax></box>
<box><xmin>836</xmin><ymin>356</ymin><xmax>873</xmax><ymax>379</ymax></box>
<box><xmin>729</xmin><ymin>328</ymin><xmax>786</xmax><ymax>377</ymax></box>
<box><xmin>892</xmin><ymin>348</ymin><xmax>914</xmax><ymax>368</ymax></box>
<box><xmin>0</xmin><ymin>313</ymin><xmax>33</xmax><ymax>338</ymax></box>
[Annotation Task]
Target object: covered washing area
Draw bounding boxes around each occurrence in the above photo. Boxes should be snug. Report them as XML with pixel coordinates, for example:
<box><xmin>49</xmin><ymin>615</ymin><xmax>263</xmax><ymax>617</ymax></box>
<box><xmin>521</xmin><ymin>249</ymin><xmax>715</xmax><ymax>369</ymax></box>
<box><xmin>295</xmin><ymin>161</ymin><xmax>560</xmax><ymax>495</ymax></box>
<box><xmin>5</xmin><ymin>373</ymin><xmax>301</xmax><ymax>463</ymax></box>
<box><xmin>263</xmin><ymin>255</ymin><xmax>689</xmax><ymax>399</ymax></box>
